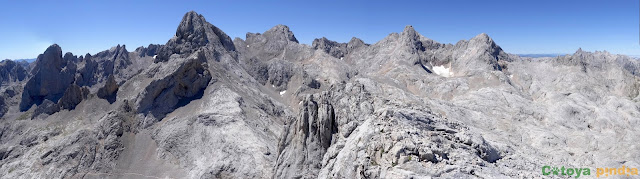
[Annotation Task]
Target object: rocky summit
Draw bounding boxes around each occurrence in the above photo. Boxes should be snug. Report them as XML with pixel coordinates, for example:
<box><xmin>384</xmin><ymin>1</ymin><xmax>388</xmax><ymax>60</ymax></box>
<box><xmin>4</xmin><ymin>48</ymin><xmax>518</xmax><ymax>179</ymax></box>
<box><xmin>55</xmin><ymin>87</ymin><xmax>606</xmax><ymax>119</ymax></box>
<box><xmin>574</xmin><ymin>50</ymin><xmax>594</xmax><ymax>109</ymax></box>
<box><xmin>0</xmin><ymin>11</ymin><xmax>639</xmax><ymax>178</ymax></box>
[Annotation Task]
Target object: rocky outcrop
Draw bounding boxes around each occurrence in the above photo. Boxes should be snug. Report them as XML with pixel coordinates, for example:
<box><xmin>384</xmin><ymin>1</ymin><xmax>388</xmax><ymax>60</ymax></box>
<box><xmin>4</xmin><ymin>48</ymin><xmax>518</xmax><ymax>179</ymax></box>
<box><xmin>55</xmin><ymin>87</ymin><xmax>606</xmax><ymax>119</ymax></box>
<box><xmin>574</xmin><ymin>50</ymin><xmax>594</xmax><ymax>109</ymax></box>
<box><xmin>33</xmin><ymin>99</ymin><xmax>60</xmax><ymax>117</ymax></box>
<box><xmin>37</xmin><ymin>111</ymin><xmax>125</xmax><ymax>178</ymax></box>
<box><xmin>0</xmin><ymin>96</ymin><xmax>6</xmax><ymax>118</ymax></box>
<box><xmin>450</xmin><ymin>33</ymin><xmax>510</xmax><ymax>71</ymax></box>
<box><xmin>234</xmin><ymin>24</ymin><xmax>312</xmax><ymax>90</ymax></box>
<box><xmin>93</xmin><ymin>45</ymin><xmax>130</xmax><ymax>80</ymax></box>
<box><xmin>75</xmin><ymin>53</ymin><xmax>98</xmax><ymax>86</ymax></box>
<box><xmin>136</xmin><ymin>51</ymin><xmax>211</xmax><ymax>121</ymax></box>
<box><xmin>135</xmin><ymin>44</ymin><xmax>161</xmax><ymax>57</ymax></box>
<box><xmin>155</xmin><ymin>11</ymin><xmax>235</xmax><ymax>63</ymax></box>
<box><xmin>312</xmin><ymin>37</ymin><xmax>368</xmax><ymax>59</ymax></box>
<box><xmin>19</xmin><ymin>44</ymin><xmax>76</xmax><ymax>111</ymax></box>
<box><xmin>274</xmin><ymin>94</ymin><xmax>338</xmax><ymax>178</ymax></box>
<box><xmin>75</xmin><ymin>44</ymin><xmax>133</xmax><ymax>87</ymax></box>
<box><xmin>0</xmin><ymin>60</ymin><xmax>27</xmax><ymax>84</ymax></box>
<box><xmin>242</xmin><ymin>25</ymin><xmax>301</xmax><ymax>59</ymax></box>
<box><xmin>59</xmin><ymin>84</ymin><xmax>89</xmax><ymax>110</ymax></box>
<box><xmin>100</xmin><ymin>45</ymin><xmax>130</xmax><ymax>75</ymax></box>
<box><xmin>97</xmin><ymin>75</ymin><xmax>119</xmax><ymax>103</ymax></box>
<box><xmin>313</xmin><ymin>37</ymin><xmax>347</xmax><ymax>58</ymax></box>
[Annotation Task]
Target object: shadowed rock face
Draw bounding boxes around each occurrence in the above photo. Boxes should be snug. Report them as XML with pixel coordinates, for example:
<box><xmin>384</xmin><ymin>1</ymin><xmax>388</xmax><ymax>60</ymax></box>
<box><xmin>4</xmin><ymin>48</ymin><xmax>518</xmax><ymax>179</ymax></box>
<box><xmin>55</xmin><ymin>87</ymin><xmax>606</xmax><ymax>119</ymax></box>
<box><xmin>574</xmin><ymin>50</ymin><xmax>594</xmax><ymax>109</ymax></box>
<box><xmin>19</xmin><ymin>44</ymin><xmax>76</xmax><ymax>111</ymax></box>
<box><xmin>135</xmin><ymin>44</ymin><xmax>161</xmax><ymax>57</ymax></box>
<box><xmin>78</xmin><ymin>44</ymin><xmax>130</xmax><ymax>86</ymax></box>
<box><xmin>58</xmin><ymin>84</ymin><xmax>89</xmax><ymax>110</ymax></box>
<box><xmin>1</xmin><ymin>11</ymin><xmax>640</xmax><ymax>179</ymax></box>
<box><xmin>0</xmin><ymin>60</ymin><xmax>27</xmax><ymax>84</ymax></box>
<box><xmin>135</xmin><ymin>51</ymin><xmax>211</xmax><ymax>122</ymax></box>
<box><xmin>97</xmin><ymin>75</ymin><xmax>119</xmax><ymax>103</ymax></box>
<box><xmin>0</xmin><ymin>96</ymin><xmax>6</xmax><ymax>117</ymax></box>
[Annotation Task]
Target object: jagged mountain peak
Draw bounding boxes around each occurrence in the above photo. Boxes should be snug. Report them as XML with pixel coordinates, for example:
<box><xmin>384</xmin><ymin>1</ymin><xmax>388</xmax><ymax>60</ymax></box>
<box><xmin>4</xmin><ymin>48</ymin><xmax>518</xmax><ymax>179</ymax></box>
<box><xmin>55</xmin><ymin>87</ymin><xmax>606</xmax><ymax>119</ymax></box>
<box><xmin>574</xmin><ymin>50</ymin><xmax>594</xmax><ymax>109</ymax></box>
<box><xmin>155</xmin><ymin>11</ymin><xmax>235</xmax><ymax>62</ymax></box>
<box><xmin>264</xmin><ymin>24</ymin><xmax>299</xmax><ymax>43</ymax></box>
<box><xmin>20</xmin><ymin>44</ymin><xmax>77</xmax><ymax>111</ymax></box>
<box><xmin>402</xmin><ymin>25</ymin><xmax>417</xmax><ymax>36</ymax></box>
<box><xmin>471</xmin><ymin>33</ymin><xmax>491</xmax><ymax>42</ymax></box>
<box><xmin>112</xmin><ymin>44</ymin><xmax>126</xmax><ymax>51</ymax></box>
<box><xmin>45</xmin><ymin>43</ymin><xmax>62</xmax><ymax>52</ymax></box>
<box><xmin>348</xmin><ymin>37</ymin><xmax>365</xmax><ymax>45</ymax></box>
<box><xmin>312</xmin><ymin>37</ymin><xmax>340</xmax><ymax>47</ymax></box>
<box><xmin>399</xmin><ymin>25</ymin><xmax>428</xmax><ymax>51</ymax></box>
<box><xmin>134</xmin><ymin>44</ymin><xmax>161</xmax><ymax>57</ymax></box>
<box><xmin>93</xmin><ymin>44</ymin><xmax>129</xmax><ymax>62</ymax></box>
<box><xmin>467</xmin><ymin>33</ymin><xmax>499</xmax><ymax>50</ymax></box>
<box><xmin>34</xmin><ymin>44</ymin><xmax>64</xmax><ymax>71</ymax></box>
<box><xmin>176</xmin><ymin>11</ymin><xmax>209</xmax><ymax>42</ymax></box>
<box><xmin>41</xmin><ymin>44</ymin><xmax>63</xmax><ymax>59</ymax></box>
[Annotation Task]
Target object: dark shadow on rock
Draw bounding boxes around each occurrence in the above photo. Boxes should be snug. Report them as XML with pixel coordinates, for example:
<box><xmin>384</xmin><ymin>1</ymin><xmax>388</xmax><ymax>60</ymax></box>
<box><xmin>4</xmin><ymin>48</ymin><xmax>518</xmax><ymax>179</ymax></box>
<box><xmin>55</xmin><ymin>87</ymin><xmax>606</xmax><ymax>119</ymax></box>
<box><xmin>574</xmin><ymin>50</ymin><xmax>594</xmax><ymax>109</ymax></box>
<box><xmin>175</xmin><ymin>87</ymin><xmax>205</xmax><ymax>109</ymax></box>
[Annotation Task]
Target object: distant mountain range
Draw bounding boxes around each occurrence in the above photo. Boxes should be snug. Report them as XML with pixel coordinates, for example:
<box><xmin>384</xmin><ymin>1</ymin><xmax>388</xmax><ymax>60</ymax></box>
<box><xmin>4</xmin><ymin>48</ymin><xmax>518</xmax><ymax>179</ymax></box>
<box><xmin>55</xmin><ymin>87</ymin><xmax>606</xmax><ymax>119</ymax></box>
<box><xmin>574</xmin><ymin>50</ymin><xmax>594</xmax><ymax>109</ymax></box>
<box><xmin>516</xmin><ymin>53</ymin><xmax>567</xmax><ymax>58</ymax></box>
<box><xmin>3</xmin><ymin>58</ymin><xmax>36</xmax><ymax>63</ymax></box>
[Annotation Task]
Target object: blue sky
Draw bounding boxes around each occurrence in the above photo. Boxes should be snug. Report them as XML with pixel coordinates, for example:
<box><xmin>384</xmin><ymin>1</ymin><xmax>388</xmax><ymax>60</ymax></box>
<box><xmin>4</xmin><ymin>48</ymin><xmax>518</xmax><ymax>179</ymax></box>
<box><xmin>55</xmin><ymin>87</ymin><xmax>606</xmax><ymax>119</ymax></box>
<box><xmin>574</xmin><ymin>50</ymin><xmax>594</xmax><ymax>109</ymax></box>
<box><xmin>0</xmin><ymin>0</ymin><xmax>638</xmax><ymax>59</ymax></box>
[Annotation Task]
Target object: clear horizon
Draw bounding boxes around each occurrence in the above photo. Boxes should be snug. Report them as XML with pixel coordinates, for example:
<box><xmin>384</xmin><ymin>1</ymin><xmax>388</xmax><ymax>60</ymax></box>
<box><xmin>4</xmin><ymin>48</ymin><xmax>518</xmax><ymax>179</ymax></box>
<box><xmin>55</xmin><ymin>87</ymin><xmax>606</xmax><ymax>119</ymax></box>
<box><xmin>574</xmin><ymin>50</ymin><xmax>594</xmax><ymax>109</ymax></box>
<box><xmin>1</xmin><ymin>0</ymin><xmax>638</xmax><ymax>59</ymax></box>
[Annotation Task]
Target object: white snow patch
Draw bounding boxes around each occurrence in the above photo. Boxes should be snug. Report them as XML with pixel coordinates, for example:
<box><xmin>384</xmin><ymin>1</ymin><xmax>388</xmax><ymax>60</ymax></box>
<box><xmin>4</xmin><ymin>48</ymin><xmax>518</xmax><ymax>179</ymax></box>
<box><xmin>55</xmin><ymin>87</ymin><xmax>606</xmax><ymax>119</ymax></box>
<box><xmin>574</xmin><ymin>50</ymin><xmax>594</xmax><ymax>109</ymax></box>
<box><xmin>340</xmin><ymin>57</ymin><xmax>343</xmax><ymax>60</ymax></box>
<box><xmin>433</xmin><ymin>65</ymin><xmax>453</xmax><ymax>77</ymax></box>
<box><xmin>247</xmin><ymin>45</ymin><xmax>250</xmax><ymax>47</ymax></box>
<box><xmin>280</xmin><ymin>90</ymin><xmax>286</xmax><ymax>95</ymax></box>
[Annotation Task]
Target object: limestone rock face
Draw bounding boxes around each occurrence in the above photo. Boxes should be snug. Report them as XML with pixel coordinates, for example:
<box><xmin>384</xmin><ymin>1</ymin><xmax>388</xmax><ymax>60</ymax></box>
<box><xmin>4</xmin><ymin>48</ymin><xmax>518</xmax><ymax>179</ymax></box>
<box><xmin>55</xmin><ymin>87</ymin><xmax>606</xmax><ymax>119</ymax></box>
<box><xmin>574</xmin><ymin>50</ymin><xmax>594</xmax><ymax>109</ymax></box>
<box><xmin>135</xmin><ymin>51</ymin><xmax>211</xmax><ymax>121</ymax></box>
<box><xmin>313</xmin><ymin>37</ymin><xmax>347</xmax><ymax>58</ymax></box>
<box><xmin>274</xmin><ymin>94</ymin><xmax>338</xmax><ymax>178</ymax></box>
<box><xmin>313</xmin><ymin>37</ymin><xmax>369</xmax><ymax>59</ymax></box>
<box><xmin>234</xmin><ymin>24</ymin><xmax>314</xmax><ymax>91</ymax></box>
<box><xmin>97</xmin><ymin>75</ymin><xmax>119</xmax><ymax>103</ymax></box>
<box><xmin>0</xmin><ymin>96</ymin><xmax>6</xmax><ymax>117</ymax></box>
<box><xmin>0</xmin><ymin>60</ymin><xmax>27</xmax><ymax>84</ymax></box>
<box><xmin>75</xmin><ymin>44</ymin><xmax>151</xmax><ymax>89</ymax></box>
<box><xmin>135</xmin><ymin>44</ymin><xmax>161</xmax><ymax>57</ymax></box>
<box><xmin>80</xmin><ymin>44</ymin><xmax>130</xmax><ymax>85</ymax></box>
<box><xmin>155</xmin><ymin>11</ymin><xmax>235</xmax><ymax>63</ymax></box>
<box><xmin>33</xmin><ymin>99</ymin><xmax>60</xmax><ymax>117</ymax></box>
<box><xmin>58</xmin><ymin>84</ymin><xmax>89</xmax><ymax>110</ymax></box>
<box><xmin>19</xmin><ymin>44</ymin><xmax>76</xmax><ymax>111</ymax></box>
<box><xmin>75</xmin><ymin>53</ymin><xmax>98</xmax><ymax>86</ymax></box>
